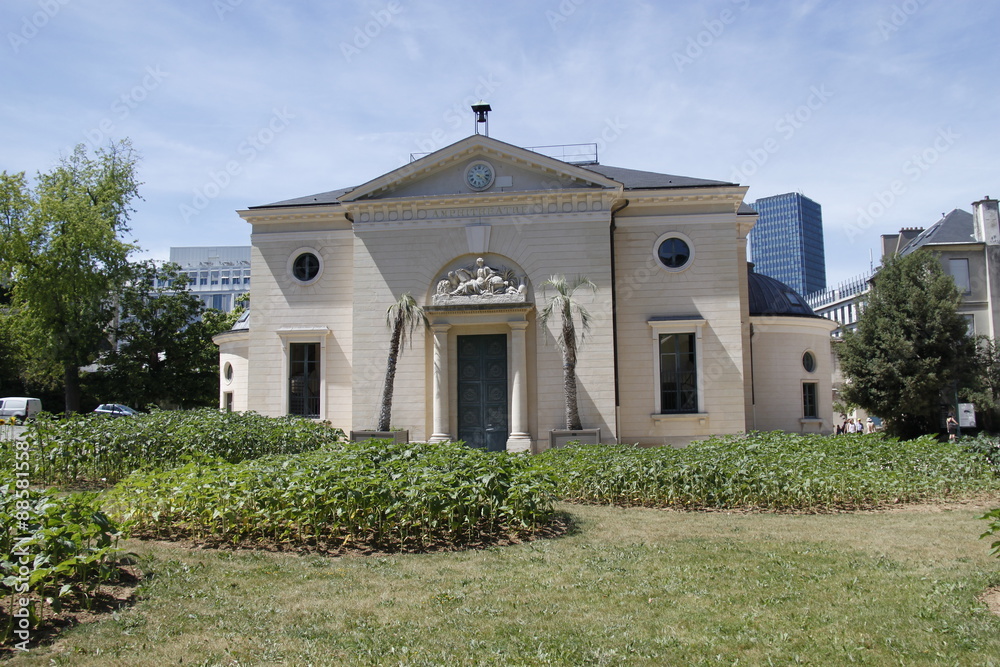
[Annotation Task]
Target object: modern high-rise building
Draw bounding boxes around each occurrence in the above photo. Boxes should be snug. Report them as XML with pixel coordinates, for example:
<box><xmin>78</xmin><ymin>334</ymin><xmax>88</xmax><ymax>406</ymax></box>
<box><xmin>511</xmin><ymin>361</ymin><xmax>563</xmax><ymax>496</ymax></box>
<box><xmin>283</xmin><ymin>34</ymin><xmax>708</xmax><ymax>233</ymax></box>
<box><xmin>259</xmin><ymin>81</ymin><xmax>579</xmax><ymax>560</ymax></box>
<box><xmin>168</xmin><ymin>246</ymin><xmax>250</xmax><ymax>312</ymax></box>
<box><xmin>749</xmin><ymin>192</ymin><xmax>826</xmax><ymax>297</ymax></box>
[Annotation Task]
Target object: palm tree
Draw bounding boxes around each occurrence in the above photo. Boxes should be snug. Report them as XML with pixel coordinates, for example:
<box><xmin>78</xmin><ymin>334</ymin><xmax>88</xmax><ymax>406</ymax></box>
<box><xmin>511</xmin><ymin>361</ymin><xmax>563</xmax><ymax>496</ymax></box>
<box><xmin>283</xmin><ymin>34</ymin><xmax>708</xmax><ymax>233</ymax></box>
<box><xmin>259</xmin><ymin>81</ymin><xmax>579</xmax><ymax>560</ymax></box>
<box><xmin>539</xmin><ymin>275</ymin><xmax>597</xmax><ymax>431</ymax></box>
<box><xmin>376</xmin><ymin>293</ymin><xmax>427</xmax><ymax>431</ymax></box>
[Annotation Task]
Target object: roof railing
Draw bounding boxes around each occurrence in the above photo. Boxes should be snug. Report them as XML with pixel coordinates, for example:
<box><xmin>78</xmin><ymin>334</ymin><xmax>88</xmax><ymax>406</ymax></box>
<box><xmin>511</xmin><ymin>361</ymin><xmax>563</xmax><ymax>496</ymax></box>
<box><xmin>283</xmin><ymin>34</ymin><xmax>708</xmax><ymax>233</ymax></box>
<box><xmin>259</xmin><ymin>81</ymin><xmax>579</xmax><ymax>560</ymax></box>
<box><xmin>804</xmin><ymin>271</ymin><xmax>875</xmax><ymax>309</ymax></box>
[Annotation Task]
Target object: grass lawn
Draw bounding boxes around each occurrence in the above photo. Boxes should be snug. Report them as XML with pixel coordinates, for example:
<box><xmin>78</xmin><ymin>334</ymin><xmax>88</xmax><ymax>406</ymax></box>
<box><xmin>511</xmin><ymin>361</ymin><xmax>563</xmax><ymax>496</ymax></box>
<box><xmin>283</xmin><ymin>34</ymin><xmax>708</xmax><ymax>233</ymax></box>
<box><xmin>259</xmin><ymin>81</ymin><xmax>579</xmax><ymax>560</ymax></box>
<box><xmin>8</xmin><ymin>499</ymin><xmax>1000</xmax><ymax>666</ymax></box>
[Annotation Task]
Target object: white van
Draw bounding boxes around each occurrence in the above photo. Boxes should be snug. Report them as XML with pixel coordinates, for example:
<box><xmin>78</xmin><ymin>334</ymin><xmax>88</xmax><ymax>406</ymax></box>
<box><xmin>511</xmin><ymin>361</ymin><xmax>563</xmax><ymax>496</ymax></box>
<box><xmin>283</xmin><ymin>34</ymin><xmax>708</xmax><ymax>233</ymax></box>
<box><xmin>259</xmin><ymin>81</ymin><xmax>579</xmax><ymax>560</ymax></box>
<box><xmin>0</xmin><ymin>397</ymin><xmax>42</xmax><ymax>423</ymax></box>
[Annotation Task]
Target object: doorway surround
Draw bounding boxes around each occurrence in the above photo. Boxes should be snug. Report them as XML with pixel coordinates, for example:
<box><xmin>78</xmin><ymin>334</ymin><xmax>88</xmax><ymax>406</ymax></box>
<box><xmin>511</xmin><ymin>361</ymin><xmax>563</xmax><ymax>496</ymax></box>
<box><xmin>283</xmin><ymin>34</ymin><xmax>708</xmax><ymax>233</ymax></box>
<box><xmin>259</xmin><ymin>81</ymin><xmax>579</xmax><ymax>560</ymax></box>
<box><xmin>425</xmin><ymin>304</ymin><xmax>533</xmax><ymax>452</ymax></box>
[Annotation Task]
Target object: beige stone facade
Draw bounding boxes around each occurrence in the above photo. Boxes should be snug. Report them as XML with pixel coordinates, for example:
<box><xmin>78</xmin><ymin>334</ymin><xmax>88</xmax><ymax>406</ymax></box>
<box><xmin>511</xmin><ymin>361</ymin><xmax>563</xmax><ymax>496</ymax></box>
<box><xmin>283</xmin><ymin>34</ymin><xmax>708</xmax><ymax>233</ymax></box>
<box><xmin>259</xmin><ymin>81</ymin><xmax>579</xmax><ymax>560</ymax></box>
<box><xmin>215</xmin><ymin>134</ymin><xmax>836</xmax><ymax>448</ymax></box>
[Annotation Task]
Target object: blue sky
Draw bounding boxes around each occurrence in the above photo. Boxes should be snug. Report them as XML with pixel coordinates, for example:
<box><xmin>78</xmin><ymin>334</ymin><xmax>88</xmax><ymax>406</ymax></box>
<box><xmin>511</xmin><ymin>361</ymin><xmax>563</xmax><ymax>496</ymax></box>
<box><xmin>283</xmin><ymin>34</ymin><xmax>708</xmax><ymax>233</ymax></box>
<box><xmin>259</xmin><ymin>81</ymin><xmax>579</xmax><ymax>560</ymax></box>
<box><xmin>2</xmin><ymin>0</ymin><xmax>997</xmax><ymax>289</ymax></box>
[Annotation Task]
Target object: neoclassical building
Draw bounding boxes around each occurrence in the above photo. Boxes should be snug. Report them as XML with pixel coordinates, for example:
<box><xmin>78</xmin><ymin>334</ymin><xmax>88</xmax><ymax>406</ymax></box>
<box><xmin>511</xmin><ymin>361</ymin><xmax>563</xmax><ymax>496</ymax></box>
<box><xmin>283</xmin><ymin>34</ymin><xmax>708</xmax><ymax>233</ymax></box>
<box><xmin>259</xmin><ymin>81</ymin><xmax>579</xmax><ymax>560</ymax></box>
<box><xmin>214</xmin><ymin>131</ymin><xmax>835</xmax><ymax>449</ymax></box>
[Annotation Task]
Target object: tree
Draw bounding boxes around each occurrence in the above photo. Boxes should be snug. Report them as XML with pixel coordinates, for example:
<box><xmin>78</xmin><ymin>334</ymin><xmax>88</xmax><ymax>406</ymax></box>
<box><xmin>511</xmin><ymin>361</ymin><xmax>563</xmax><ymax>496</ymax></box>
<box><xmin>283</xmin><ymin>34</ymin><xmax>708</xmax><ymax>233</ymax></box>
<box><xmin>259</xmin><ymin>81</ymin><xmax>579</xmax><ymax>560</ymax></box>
<box><xmin>0</xmin><ymin>141</ymin><xmax>140</xmax><ymax>412</ymax></box>
<box><xmin>837</xmin><ymin>251</ymin><xmax>977</xmax><ymax>439</ymax></box>
<box><xmin>376</xmin><ymin>293</ymin><xmax>426</xmax><ymax>432</ymax></box>
<box><xmin>963</xmin><ymin>336</ymin><xmax>1000</xmax><ymax>432</ymax></box>
<box><xmin>86</xmin><ymin>262</ymin><xmax>220</xmax><ymax>409</ymax></box>
<box><xmin>539</xmin><ymin>275</ymin><xmax>597</xmax><ymax>431</ymax></box>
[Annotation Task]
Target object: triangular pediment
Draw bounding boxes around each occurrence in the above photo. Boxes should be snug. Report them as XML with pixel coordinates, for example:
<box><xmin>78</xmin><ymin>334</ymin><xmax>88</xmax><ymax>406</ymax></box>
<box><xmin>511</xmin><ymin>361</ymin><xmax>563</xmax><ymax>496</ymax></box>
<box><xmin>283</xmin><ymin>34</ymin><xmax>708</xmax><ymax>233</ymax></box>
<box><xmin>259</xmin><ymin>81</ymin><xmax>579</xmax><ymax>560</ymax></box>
<box><xmin>338</xmin><ymin>135</ymin><xmax>622</xmax><ymax>203</ymax></box>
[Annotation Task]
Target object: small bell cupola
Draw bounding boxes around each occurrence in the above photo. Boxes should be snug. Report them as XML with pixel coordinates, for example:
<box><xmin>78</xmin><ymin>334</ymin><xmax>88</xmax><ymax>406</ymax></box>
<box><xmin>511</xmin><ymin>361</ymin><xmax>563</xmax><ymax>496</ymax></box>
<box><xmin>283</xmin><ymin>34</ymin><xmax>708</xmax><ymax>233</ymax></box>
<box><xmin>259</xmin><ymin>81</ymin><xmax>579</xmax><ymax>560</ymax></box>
<box><xmin>472</xmin><ymin>101</ymin><xmax>491</xmax><ymax>136</ymax></box>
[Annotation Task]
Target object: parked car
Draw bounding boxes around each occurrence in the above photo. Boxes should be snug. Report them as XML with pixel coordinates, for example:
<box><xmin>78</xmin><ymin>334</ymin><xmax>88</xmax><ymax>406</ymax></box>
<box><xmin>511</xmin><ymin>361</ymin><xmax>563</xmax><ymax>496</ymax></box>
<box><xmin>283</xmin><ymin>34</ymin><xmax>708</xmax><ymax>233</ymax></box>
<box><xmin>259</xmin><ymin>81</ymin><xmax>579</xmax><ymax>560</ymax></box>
<box><xmin>0</xmin><ymin>397</ymin><xmax>43</xmax><ymax>423</ymax></box>
<box><xmin>93</xmin><ymin>403</ymin><xmax>138</xmax><ymax>417</ymax></box>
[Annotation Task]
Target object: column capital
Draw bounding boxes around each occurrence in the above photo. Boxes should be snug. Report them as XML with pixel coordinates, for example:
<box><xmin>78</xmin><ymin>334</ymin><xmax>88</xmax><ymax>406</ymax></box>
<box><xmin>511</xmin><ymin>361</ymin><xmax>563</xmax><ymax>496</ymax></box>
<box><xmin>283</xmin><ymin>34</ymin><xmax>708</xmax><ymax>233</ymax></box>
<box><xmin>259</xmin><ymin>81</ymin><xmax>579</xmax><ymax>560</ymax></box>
<box><xmin>508</xmin><ymin>321</ymin><xmax>529</xmax><ymax>332</ymax></box>
<box><xmin>431</xmin><ymin>323</ymin><xmax>452</xmax><ymax>334</ymax></box>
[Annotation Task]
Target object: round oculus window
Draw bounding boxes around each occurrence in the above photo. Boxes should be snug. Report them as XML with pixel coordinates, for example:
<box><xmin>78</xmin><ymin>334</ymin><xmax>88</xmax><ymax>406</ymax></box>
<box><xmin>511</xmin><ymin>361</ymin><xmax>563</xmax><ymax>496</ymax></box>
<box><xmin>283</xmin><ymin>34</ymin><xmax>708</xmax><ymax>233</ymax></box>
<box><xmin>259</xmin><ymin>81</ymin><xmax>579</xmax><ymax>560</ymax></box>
<box><xmin>802</xmin><ymin>351</ymin><xmax>816</xmax><ymax>373</ymax></box>
<box><xmin>655</xmin><ymin>234</ymin><xmax>693</xmax><ymax>271</ymax></box>
<box><xmin>223</xmin><ymin>362</ymin><xmax>234</xmax><ymax>383</ymax></box>
<box><xmin>291</xmin><ymin>252</ymin><xmax>320</xmax><ymax>283</ymax></box>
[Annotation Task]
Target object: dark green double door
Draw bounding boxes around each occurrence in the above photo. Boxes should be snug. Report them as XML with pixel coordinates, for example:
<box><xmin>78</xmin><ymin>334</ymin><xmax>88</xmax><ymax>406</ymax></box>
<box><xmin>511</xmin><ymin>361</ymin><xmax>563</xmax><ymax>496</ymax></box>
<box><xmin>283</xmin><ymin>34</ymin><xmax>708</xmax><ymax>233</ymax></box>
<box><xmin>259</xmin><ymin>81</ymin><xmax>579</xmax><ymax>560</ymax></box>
<box><xmin>457</xmin><ymin>334</ymin><xmax>508</xmax><ymax>451</ymax></box>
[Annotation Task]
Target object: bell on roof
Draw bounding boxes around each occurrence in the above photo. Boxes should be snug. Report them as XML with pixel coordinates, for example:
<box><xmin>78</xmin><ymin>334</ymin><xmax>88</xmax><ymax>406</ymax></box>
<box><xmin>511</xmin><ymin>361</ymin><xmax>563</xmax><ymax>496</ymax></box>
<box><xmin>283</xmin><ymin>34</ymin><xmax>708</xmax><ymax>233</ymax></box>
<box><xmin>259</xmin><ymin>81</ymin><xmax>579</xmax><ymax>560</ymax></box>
<box><xmin>471</xmin><ymin>101</ymin><xmax>491</xmax><ymax>136</ymax></box>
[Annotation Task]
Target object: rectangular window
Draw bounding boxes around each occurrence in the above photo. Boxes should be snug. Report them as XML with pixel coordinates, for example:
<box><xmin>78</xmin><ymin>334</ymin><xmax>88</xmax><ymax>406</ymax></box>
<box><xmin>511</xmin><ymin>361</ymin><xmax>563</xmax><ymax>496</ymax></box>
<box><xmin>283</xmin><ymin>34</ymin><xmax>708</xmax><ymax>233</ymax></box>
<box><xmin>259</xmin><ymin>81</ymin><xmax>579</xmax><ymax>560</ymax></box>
<box><xmin>224</xmin><ymin>392</ymin><xmax>233</xmax><ymax>413</ymax></box>
<box><xmin>803</xmin><ymin>382</ymin><xmax>818</xmax><ymax>419</ymax></box>
<box><xmin>289</xmin><ymin>342</ymin><xmax>320</xmax><ymax>418</ymax></box>
<box><xmin>949</xmin><ymin>258</ymin><xmax>971</xmax><ymax>294</ymax></box>
<box><xmin>659</xmin><ymin>333</ymin><xmax>698</xmax><ymax>413</ymax></box>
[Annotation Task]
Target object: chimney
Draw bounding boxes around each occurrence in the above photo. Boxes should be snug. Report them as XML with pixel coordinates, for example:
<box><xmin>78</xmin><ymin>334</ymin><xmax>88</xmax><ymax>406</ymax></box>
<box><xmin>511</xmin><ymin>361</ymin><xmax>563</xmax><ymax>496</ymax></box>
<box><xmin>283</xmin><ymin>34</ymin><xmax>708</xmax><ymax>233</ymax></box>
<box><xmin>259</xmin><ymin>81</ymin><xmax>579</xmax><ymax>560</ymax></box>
<box><xmin>881</xmin><ymin>227</ymin><xmax>924</xmax><ymax>259</ymax></box>
<box><xmin>973</xmin><ymin>196</ymin><xmax>1000</xmax><ymax>245</ymax></box>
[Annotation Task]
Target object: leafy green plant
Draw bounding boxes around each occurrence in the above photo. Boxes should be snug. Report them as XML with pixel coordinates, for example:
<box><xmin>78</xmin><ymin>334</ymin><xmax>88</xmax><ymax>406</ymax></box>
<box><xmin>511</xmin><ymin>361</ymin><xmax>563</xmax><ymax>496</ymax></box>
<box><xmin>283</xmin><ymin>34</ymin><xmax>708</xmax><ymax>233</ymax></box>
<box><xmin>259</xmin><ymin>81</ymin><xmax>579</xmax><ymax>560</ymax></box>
<box><xmin>1</xmin><ymin>486</ymin><xmax>132</xmax><ymax>643</ymax></box>
<box><xmin>961</xmin><ymin>432</ymin><xmax>1000</xmax><ymax>468</ymax></box>
<box><xmin>536</xmin><ymin>431</ymin><xmax>998</xmax><ymax>511</ymax></box>
<box><xmin>13</xmin><ymin>408</ymin><xmax>345</xmax><ymax>485</ymax></box>
<box><xmin>981</xmin><ymin>508</ymin><xmax>1000</xmax><ymax>558</ymax></box>
<box><xmin>105</xmin><ymin>439</ymin><xmax>556</xmax><ymax>551</ymax></box>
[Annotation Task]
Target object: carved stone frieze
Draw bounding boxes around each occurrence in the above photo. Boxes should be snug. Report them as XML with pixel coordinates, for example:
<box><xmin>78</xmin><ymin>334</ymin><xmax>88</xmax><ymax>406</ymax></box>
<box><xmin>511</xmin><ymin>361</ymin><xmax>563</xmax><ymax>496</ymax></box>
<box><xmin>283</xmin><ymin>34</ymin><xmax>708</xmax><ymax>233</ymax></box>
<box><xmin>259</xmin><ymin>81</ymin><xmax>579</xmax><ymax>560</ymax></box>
<box><xmin>432</xmin><ymin>257</ymin><xmax>528</xmax><ymax>305</ymax></box>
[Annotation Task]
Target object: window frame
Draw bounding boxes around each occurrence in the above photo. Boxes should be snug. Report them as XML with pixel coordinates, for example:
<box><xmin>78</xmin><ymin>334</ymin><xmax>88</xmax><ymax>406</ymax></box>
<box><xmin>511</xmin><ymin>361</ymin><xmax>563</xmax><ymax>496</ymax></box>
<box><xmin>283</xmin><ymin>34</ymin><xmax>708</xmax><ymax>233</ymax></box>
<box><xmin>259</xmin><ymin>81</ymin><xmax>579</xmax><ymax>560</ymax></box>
<box><xmin>287</xmin><ymin>247</ymin><xmax>324</xmax><ymax>286</ymax></box>
<box><xmin>277</xmin><ymin>328</ymin><xmax>330</xmax><ymax>419</ymax></box>
<box><xmin>653</xmin><ymin>231</ymin><xmax>695</xmax><ymax>273</ymax></box>
<box><xmin>288</xmin><ymin>342</ymin><xmax>321</xmax><ymax>418</ymax></box>
<box><xmin>948</xmin><ymin>257</ymin><xmax>971</xmax><ymax>295</ymax></box>
<box><xmin>648</xmin><ymin>318</ymin><xmax>706</xmax><ymax>417</ymax></box>
<box><xmin>802</xmin><ymin>381</ymin><xmax>818</xmax><ymax>419</ymax></box>
<box><xmin>802</xmin><ymin>350</ymin><xmax>816</xmax><ymax>373</ymax></box>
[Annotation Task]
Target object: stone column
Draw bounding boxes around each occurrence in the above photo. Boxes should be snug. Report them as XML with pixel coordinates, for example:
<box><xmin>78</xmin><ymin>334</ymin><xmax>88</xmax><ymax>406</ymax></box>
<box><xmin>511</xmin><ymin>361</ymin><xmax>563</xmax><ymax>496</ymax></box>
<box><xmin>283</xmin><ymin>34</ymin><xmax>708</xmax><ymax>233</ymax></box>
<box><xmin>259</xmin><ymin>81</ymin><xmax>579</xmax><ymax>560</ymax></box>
<box><xmin>429</xmin><ymin>323</ymin><xmax>452</xmax><ymax>443</ymax></box>
<box><xmin>506</xmin><ymin>321</ymin><xmax>532</xmax><ymax>452</ymax></box>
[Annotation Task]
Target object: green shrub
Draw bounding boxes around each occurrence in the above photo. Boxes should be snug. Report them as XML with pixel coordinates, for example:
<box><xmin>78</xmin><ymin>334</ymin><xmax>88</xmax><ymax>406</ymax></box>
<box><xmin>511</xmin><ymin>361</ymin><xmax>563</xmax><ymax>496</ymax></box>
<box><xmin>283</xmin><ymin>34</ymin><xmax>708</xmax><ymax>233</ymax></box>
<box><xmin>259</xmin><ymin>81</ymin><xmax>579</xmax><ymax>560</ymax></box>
<box><xmin>537</xmin><ymin>432</ymin><xmax>998</xmax><ymax>510</ymax></box>
<box><xmin>13</xmin><ymin>409</ymin><xmax>345</xmax><ymax>485</ymax></box>
<box><xmin>961</xmin><ymin>433</ymin><xmax>1000</xmax><ymax>468</ymax></box>
<box><xmin>981</xmin><ymin>507</ymin><xmax>1000</xmax><ymax>558</ymax></box>
<box><xmin>1</xmin><ymin>486</ymin><xmax>132</xmax><ymax>642</ymax></box>
<box><xmin>104</xmin><ymin>439</ymin><xmax>556</xmax><ymax>550</ymax></box>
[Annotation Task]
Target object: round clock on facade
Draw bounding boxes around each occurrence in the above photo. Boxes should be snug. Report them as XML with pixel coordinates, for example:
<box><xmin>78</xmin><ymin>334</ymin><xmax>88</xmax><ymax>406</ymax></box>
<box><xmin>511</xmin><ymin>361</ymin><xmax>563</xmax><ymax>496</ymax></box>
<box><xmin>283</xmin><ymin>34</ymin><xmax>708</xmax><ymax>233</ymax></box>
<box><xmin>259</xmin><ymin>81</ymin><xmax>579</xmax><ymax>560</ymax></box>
<box><xmin>465</xmin><ymin>160</ymin><xmax>495</xmax><ymax>191</ymax></box>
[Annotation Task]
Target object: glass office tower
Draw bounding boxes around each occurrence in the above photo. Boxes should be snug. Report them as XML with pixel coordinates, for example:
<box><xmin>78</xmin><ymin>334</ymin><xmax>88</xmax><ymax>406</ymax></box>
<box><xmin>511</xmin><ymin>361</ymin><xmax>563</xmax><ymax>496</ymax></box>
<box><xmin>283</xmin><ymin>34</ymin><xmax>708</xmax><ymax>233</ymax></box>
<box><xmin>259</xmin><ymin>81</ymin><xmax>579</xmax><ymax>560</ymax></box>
<box><xmin>748</xmin><ymin>192</ymin><xmax>826</xmax><ymax>297</ymax></box>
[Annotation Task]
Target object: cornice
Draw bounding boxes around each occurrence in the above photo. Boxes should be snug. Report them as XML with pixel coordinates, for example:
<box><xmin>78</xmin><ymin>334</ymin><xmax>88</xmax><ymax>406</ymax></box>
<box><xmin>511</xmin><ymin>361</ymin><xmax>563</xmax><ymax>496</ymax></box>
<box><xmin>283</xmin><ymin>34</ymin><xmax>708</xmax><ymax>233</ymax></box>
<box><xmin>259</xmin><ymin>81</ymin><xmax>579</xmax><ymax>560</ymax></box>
<box><xmin>237</xmin><ymin>206</ymin><xmax>348</xmax><ymax>226</ymax></box>
<box><xmin>622</xmin><ymin>186</ymin><xmax>749</xmax><ymax>212</ymax></box>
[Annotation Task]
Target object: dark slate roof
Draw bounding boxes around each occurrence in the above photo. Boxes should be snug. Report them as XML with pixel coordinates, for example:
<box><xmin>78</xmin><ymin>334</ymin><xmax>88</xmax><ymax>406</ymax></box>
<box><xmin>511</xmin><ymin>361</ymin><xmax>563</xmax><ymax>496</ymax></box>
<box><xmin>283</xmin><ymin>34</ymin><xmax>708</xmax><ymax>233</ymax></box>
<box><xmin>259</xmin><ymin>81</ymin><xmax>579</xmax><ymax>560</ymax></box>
<box><xmin>252</xmin><ymin>161</ymin><xmax>738</xmax><ymax>209</ymax></box>
<box><xmin>581</xmin><ymin>164</ymin><xmax>735</xmax><ymax>189</ymax></box>
<box><xmin>899</xmin><ymin>209</ymin><xmax>975</xmax><ymax>255</ymax></box>
<box><xmin>231</xmin><ymin>308</ymin><xmax>249</xmax><ymax>331</ymax></box>
<box><xmin>251</xmin><ymin>186</ymin><xmax>355</xmax><ymax>209</ymax></box>
<box><xmin>747</xmin><ymin>267</ymin><xmax>821</xmax><ymax>318</ymax></box>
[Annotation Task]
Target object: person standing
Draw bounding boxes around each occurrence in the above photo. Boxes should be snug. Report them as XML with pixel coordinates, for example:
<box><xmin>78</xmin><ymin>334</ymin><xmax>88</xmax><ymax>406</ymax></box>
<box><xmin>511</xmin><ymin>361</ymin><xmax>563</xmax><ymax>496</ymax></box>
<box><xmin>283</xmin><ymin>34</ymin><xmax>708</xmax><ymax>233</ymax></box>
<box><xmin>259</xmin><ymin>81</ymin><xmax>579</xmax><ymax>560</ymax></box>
<box><xmin>946</xmin><ymin>413</ymin><xmax>958</xmax><ymax>442</ymax></box>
